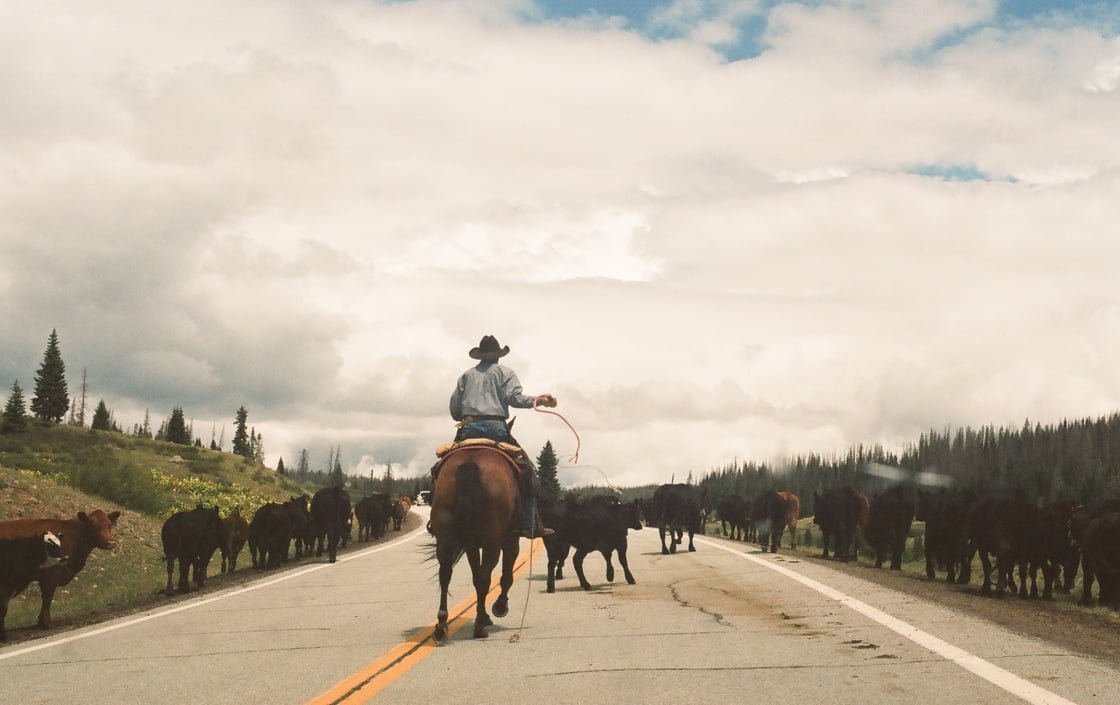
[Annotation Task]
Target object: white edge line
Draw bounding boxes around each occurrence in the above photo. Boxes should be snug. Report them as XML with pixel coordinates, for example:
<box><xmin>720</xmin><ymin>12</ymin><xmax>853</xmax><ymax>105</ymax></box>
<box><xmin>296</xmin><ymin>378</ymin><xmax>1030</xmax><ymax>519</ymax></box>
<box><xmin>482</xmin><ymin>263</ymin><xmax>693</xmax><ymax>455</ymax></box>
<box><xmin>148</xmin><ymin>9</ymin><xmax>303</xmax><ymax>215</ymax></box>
<box><xmin>0</xmin><ymin>526</ymin><xmax>428</xmax><ymax>662</ymax></box>
<box><xmin>698</xmin><ymin>538</ymin><xmax>1080</xmax><ymax>705</ymax></box>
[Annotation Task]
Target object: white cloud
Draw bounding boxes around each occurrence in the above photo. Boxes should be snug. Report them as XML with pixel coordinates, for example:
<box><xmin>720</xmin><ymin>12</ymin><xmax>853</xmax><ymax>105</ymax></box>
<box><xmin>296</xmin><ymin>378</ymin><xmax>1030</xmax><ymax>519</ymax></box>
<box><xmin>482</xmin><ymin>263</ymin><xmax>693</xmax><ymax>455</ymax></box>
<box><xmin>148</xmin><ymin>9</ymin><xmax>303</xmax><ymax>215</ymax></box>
<box><xmin>1</xmin><ymin>0</ymin><xmax>1118</xmax><ymax>489</ymax></box>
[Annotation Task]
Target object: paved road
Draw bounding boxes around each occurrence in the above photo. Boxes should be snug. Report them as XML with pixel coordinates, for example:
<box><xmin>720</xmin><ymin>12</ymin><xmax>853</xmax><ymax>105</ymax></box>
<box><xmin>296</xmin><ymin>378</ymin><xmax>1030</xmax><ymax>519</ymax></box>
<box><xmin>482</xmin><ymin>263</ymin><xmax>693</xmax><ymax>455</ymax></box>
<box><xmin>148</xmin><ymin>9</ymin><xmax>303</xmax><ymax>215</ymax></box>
<box><xmin>3</xmin><ymin>508</ymin><xmax>1117</xmax><ymax>705</ymax></box>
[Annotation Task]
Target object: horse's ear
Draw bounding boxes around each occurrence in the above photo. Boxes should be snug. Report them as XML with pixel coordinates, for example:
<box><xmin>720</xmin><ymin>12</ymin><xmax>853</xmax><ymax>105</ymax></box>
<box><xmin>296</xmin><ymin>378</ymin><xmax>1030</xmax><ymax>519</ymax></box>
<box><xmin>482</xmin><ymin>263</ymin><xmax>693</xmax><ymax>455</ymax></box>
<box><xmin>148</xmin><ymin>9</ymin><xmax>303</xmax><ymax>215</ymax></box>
<box><xmin>507</xmin><ymin>417</ymin><xmax>516</xmax><ymax>432</ymax></box>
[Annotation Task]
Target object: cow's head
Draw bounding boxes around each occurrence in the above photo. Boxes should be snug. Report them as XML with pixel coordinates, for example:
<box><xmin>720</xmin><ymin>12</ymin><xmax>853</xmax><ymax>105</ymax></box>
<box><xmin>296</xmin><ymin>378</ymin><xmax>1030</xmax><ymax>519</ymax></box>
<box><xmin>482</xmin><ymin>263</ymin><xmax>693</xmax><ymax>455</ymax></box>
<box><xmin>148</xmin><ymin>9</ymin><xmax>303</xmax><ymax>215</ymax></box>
<box><xmin>39</xmin><ymin>531</ymin><xmax>68</xmax><ymax>568</ymax></box>
<box><xmin>78</xmin><ymin>509</ymin><xmax>121</xmax><ymax>550</ymax></box>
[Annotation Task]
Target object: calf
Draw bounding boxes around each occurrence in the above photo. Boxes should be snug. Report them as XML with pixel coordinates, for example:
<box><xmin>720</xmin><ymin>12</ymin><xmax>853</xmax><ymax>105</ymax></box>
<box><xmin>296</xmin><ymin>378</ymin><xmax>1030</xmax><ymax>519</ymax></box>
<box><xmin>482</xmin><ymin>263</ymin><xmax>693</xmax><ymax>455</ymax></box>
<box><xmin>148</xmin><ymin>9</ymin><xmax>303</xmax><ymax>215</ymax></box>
<box><xmin>1</xmin><ymin>532</ymin><xmax>67</xmax><ymax>642</ymax></box>
<box><xmin>542</xmin><ymin>495</ymin><xmax>643</xmax><ymax>592</ymax></box>
<box><xmin>220</xmin><ymin>509</ymin><xmax>249</xmax><ymax>573</ymax></box>
<box><xmin>866</xmin><ymin>486</ymin><xmax>915</xmax><ymax>570</ymax></box>
<box><xmin>0</xmin><ymin>509</ymin><xmax>120</xmax><ymax>633</ymax></box>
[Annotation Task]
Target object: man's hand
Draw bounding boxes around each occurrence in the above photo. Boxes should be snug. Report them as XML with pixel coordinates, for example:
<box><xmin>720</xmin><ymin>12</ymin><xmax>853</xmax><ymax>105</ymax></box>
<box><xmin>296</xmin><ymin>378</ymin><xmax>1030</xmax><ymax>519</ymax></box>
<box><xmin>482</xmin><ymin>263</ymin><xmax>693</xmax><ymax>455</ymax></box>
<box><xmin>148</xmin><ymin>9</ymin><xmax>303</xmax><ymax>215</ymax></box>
<box><xmin>537</xmin><ymin>394</ymin><xmax>558</xmax><ymax>408</ymax></box>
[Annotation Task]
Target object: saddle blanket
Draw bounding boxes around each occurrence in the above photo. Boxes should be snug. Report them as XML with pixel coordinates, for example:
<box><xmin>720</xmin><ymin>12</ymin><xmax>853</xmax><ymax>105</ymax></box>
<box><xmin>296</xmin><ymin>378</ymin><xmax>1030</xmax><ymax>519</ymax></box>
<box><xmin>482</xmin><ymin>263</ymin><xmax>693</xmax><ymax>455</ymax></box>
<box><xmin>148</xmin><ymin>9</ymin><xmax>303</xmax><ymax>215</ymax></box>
<box><xmin>435</xmin><ymin>437</ymin><xmax>524</xmax><ymax>458</ymax></box>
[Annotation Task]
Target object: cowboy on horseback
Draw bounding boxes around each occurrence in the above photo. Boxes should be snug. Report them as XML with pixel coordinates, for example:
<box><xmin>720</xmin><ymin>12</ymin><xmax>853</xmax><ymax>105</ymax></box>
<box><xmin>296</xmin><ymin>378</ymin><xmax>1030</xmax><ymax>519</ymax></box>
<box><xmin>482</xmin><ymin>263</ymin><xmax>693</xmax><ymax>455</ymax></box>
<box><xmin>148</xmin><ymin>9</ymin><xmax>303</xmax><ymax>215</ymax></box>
<box><xmin>443</xmin><ymin>334</ymin><xmax>556</xmax><ymax>538</ymax></box>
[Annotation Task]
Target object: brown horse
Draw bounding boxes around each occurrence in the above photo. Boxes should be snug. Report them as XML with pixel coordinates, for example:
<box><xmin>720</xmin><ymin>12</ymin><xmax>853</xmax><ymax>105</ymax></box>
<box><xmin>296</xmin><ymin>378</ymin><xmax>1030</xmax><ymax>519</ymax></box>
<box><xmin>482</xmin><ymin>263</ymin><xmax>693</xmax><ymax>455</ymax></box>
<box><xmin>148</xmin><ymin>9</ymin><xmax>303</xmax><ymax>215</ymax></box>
<box><xmin>430</xmin><ymin>446</ymin><xmax>522</xmax><ymax>642</ymax></box>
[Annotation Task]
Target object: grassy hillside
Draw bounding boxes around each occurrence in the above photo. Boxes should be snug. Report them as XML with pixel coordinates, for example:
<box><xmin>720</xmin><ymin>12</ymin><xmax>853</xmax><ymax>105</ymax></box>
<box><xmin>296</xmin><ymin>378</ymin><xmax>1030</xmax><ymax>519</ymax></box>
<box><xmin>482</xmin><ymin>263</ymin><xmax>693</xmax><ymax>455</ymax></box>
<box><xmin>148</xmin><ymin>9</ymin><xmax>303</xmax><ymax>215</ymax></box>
<box><xmin>0</xmin><ymin>424</ymin><xmax>314</xmax><ymax>639</ymax></box>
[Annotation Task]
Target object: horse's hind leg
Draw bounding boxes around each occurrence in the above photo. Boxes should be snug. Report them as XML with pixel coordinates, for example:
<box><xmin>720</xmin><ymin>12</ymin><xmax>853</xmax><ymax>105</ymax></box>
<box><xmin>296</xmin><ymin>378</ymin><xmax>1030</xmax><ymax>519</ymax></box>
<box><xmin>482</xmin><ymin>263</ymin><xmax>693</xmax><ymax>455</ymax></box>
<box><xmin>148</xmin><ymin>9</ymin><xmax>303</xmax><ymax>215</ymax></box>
<box><xmin>433</xmin><ymin>542</ymin><xmax>455</xmax><ymax>645</ymax></box>
<box><xmin>467</xmin><ymin>549</ymin><xmax>495</xmax><ymax>638</ymax></box>
<box><xmin>491</xmin><ymin>537</ymin><xmax>519</xmax><ymax>619</ymax></box>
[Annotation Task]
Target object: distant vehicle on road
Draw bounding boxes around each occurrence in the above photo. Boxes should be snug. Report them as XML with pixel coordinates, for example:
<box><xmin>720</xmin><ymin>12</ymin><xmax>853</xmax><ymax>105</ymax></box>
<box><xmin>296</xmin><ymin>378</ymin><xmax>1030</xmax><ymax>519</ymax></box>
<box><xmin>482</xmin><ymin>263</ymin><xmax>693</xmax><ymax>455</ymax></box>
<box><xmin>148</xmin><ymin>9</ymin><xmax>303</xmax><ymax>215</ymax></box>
<box><xmin>416</xmin><ymin>491</ymin><xmax>432</xmax><ymax>506</ymax></box>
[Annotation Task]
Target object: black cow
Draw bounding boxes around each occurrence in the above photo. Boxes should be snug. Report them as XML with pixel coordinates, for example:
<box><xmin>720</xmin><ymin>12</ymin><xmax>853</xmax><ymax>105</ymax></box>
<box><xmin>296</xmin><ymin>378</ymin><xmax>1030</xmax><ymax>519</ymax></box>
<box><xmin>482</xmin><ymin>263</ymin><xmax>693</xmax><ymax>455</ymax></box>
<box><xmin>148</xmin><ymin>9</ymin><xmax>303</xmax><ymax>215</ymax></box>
<box><xmin>1069</xmin><ymin>499</ymin><xmax>1120</xmax><ymax>599</ymax></box>
<box><xmin>915</xmin><ymin>488</ymin><xmax>975</xmax><ymax>584</ymax></box>
<box><xmin>220</xmin><ymin>509</ymin><xmax>249</xmax><ymax>573</ymax></box>
<box><xmin>355</xmin><ymin>493</ymin><xmax>393</xmax><ymax>542</ymax></box>
<box><xmin>283</xmin><ymin>495</ymin><xmax>313</xmax><ymax>560</ymax></box>
<box><xmin>965</xmin><ymin>490</ymin><xmax>1039</xmax><ymax>597</ymax></box>
<box><xmin>752</xmin><ymin>491</ymin><xmax>789</xmax><ymax>554</ymax></box>
<box><xmin>1018</xmin><ymin>499</ymin><xmax>1078</xmax><ymax>600</ymax></box>
<box><xmin>866</xmin><ymin>486</ymin><xmax>915</xmax><ymax>570</ymax></box>
<box><xmin>542</xmin><ymin>495</ymin><xmax>643</xmax><ymax>592</ymax></box>
<box><xmin>248</xmin><ymin>502</ymin><xmax>292</xmax><ymax>570</ymax></box>
<box><xmin>716</xmin><ymin>494</ymin><xmax>748</xmax><ymax>541</ymax></box>
<box><xmin>1</xmin><ymin>532</ymin><xmax>67</xmax><ymax>642</ymax></box>
<box><xmin>644</xmin><ymin>484</ymin><xmax>710</xmax><ymax>555</ymax></box>
<box><xmin>161</xmin><ymin>505</ymin><xmax>223</xmax><ymax>594</ymax></box>
<box><xmin>1080</xmin><ymin>511</ymin><xmax>1120</xmax><ymax>609</ymax></box>
<box><xmin>812</xmin><ymin>486</ymin><xmax>869</xmax><ymax>562</ymax></box>
<box><xmin>311</xmin><ymin>486</ymin><xmax>352</xmax><ymax>563</ymax></box>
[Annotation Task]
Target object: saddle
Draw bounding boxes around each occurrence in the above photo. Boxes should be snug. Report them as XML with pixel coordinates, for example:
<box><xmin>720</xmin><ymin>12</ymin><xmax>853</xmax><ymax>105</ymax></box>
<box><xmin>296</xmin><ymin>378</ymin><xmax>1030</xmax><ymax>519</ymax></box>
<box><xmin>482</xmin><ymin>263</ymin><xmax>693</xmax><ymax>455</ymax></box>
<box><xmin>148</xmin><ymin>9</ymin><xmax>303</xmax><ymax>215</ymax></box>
<box><xmin>431</xmin><ymin>437</ymin><xmax>530</xmax><ymax>485</ymax></box>
<box><xmin>435</xmin><ymin>436</ymin><xmax>523</xmax><ymax>459</ymax></box>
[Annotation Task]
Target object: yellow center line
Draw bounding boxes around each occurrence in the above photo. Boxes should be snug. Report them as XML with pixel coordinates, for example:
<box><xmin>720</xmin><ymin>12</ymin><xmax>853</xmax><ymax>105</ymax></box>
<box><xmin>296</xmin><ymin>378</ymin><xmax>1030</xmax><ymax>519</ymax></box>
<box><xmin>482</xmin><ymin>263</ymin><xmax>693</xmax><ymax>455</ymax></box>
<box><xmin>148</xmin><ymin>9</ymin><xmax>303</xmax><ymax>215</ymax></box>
<box><xmin>305</xmin><ymin>538</ymin><xmax>544</xmax><ymax>705</ymax></box>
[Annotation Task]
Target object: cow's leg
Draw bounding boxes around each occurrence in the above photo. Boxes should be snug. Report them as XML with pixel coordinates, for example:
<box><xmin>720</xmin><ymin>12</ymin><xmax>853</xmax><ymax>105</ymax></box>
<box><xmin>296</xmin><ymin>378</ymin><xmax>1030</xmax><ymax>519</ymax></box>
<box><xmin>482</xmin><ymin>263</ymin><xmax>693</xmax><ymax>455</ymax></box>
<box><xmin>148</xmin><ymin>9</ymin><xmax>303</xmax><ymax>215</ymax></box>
<box><xmin>617</xmin><ymin>543</ymin><xmax>637</xmax><ymax>585</ymax></box>
<box><xmin>1081</xmin><ymin>557</ymin><xmax>1097</xmax><ymax>606</ymax></box>
<box><xmin>36</xmin><ymin>584</ymin><xmax>56</xmax><ymax>629</ymax></box>
<box><xmin>687</xmin><ymin>529</ymin><xmax>696</xmax><ymax>552</ymax></box>
<box><xmin>601</xmin><ymin>549</ymin><xmax>615</xmax><ymax>582</ymax></box>
<box><xmin>1</xmin><ymin>588</ymin><xmax>12</xmax><ymax>642</ymax></box>
<box><xmin>165</xmin><ymin>556</ymin><xmax>176</xmax><ymax>594</ymax></box>
<box><xmin>573</xmin><ymin>547</ymin><xmax>592</xmax><ymax>590</ymax></box>
<box><xmin>978</xmin><ymin>550</ymin><xmax>994</xmax><ymax>594</ymax></box>
<box><xmin>659</xmin><ymin>527</ymin><xmax>670</xmax><ymax>555</ymax></box>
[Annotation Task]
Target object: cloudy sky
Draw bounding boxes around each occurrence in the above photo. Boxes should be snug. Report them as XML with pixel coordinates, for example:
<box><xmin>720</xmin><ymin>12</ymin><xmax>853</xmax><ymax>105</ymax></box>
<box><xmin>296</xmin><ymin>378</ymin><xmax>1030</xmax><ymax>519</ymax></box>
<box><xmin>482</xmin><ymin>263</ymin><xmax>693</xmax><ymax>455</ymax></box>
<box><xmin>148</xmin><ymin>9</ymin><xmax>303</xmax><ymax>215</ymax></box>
<box><xmin>2</xmin><ymin>0</ymin><xmax>1119</xmax><ymax>488</ymax></box>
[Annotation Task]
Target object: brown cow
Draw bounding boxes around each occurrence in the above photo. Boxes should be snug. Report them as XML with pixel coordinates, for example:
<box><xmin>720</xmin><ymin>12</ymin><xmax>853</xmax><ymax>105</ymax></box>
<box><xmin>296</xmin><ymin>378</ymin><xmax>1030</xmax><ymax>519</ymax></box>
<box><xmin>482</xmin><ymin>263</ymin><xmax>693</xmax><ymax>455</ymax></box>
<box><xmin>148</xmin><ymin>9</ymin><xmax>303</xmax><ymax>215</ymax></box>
<box><xmin>777</xmin><ymin>491</ymin><xmax>800</xmax><ymax>549</ymax></box>
<box><xmin>0</xmin><ymin>509</ymin><xmax>121</xmax><ymax>631</ymax></box>
<box><xmin>219</xmin><ymin>509</ymin><xmax>250</xmax><ymax>574</ymax></box>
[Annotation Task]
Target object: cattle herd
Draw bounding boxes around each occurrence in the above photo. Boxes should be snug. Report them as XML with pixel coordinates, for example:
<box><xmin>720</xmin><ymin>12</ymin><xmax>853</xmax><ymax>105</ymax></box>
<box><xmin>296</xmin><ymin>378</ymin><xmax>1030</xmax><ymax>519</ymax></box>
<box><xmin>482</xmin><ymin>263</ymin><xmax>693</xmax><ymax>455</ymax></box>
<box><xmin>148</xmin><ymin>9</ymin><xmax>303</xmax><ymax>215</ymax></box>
<box><xmin>4</xmin><ymin>479</ymin><xmax>1120</xmax><ymax>644</ymax></box>
<box><xmin>0</xmin><ymin>488</ymin><xmax>414</xmax><ymax>642</ymax></box>
<box><xmin>715</xmin><ymin>483</ymin><xmax>1120</xmax><ymax>611</ymax></box>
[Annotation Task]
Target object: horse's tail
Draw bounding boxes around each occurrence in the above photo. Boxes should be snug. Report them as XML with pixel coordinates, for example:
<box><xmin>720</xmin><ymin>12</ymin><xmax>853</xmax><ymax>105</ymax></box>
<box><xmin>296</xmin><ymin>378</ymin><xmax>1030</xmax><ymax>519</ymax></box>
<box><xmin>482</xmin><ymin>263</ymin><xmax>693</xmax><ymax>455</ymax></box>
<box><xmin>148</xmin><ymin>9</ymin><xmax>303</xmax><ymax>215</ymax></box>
<box><xmin>453</xmin><ymin>461</ymin><xmax>485</xmax><ymax>537</ymax></box>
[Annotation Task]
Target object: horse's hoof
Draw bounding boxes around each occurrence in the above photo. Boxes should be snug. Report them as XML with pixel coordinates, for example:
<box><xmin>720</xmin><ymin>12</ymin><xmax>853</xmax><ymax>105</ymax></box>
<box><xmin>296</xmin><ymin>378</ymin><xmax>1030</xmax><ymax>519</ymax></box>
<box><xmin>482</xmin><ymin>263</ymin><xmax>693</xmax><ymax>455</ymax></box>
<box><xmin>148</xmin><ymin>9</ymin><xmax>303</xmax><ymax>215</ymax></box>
<box><xmin>434</xmin><ymin>625</ymin><xmax>447</xmax><ymax>644</ymax></box>
<box><xmin>473</xmin><ymin>625</ymin><xmax>489</xmax><ymax>639</ymax></box>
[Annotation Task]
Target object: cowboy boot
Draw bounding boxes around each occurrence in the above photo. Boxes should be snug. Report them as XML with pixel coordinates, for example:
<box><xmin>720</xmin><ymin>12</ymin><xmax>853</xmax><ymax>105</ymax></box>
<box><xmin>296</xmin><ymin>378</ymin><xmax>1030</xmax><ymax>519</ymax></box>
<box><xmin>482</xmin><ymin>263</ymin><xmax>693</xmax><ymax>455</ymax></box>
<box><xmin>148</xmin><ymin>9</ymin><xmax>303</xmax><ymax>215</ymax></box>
<box><xmin>521</xmin><ymin>495</ymin><xmax>554</xmax><ymax>538</ymax></box>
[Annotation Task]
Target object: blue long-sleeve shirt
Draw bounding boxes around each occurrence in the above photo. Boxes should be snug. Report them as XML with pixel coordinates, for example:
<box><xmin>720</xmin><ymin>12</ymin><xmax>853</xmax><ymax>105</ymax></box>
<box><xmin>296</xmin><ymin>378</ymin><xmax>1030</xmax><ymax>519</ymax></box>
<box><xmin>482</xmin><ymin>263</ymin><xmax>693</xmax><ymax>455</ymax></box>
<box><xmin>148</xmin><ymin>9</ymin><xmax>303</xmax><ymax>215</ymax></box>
<box><xmin>449</xmin><ymin>361</ymin><xmax>538</xmax><ymax>421</ymax></box>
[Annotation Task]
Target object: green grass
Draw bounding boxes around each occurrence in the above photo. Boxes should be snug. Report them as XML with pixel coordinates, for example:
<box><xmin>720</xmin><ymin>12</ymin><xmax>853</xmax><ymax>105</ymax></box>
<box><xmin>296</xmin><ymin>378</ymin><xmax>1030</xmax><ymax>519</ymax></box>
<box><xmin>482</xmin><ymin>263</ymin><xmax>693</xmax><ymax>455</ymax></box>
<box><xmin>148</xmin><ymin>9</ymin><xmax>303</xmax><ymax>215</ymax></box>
<box><xmin>0</xmin><ymin>424</ymin><xmax>317</xmax><ymax>634</ymax></box>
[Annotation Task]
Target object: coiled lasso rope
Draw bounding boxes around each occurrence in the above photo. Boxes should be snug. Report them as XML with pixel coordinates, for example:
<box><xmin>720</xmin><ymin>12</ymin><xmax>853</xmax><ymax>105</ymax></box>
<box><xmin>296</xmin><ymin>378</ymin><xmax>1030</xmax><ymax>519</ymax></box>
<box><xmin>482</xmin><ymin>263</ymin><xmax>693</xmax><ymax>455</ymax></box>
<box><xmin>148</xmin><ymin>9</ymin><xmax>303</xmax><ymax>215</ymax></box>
<box><xmin>509</xmin><ymin>395</ymin><xmax>583</xmax><ymax>643</ymax></box>
<box><xmin>532</xmin><ymin>394</ymin><xmax>580</xmax><ymax>463</ymax></box>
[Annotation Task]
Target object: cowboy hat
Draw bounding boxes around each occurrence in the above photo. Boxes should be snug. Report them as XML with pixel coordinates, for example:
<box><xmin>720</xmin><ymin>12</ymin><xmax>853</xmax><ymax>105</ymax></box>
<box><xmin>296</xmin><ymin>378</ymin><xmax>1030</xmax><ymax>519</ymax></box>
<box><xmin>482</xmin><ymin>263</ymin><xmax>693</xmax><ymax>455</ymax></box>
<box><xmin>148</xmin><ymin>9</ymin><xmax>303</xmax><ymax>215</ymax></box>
<box><xmin>469</xmin><ymin>335</ymin><xmax>510</xmax><ymax>360</ymax></box>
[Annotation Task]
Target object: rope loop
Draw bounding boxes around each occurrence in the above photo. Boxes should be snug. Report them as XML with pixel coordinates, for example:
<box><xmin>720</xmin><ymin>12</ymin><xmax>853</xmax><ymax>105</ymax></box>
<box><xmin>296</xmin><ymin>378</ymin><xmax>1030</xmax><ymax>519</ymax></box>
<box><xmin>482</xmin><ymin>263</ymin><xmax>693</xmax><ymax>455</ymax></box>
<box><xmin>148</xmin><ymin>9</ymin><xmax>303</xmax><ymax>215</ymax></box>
<box><xmin>532</xmin><ymin>395</ymin><xmax>580</xmax><ymax>463</ymax></box>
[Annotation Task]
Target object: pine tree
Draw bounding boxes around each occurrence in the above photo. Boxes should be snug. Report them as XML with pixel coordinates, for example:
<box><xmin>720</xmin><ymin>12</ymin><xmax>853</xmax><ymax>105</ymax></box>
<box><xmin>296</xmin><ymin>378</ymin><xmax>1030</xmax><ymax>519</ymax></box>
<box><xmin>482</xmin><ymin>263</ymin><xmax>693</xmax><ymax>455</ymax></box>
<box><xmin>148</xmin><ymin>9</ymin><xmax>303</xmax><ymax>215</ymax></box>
<box><xmin>276</xmin><ymin>457</ymin><xmax>287</xmax><ymax>476</ymax></box>
<box><xmin>76</xmin><ymin>368</ymin><xmax>88</xmax><ymax>427</ymax></box>
<box><xmin>30</xmin><ymin>329</ymin><xmax>69</xmax><ymax>424</ymax></box>
<box><xmin>1</xmin><ymin>380</ymin><xmax>29</xmax><ymax>434</ymax></box>
<box><xmin>232</xmin><ymin>406</ymin><xmax>251</xmax><ymax>458</ymax></box>
<box><xmin>297</xmin><ymin>448</ymin><xmax>310</xmax><ymax>481</ymax></box>
<box><xmin>166</xmin><ymin>406</ymin><xmax>190</xmax><ymax>445</ymax></box>
<box><xmin>329</xmin><ymin>446</ymin><xmax>345</xmax><ymax>486</ymax></box>
<box><xmin>536</xmin><ymin>440</ymin><xmax>562</xmax><ymax>502</ymax></box>
<box><xmin>91</xmin><ymin>400</ymin><xmax>113</xmax><ymax>431</ymax></box>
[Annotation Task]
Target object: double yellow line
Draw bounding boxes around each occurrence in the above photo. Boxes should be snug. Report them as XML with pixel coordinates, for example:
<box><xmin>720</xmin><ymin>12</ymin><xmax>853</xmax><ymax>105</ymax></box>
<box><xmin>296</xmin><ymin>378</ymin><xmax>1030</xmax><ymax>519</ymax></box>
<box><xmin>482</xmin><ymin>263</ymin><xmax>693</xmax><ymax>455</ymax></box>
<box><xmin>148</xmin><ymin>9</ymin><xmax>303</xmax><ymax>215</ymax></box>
<box><xmin>306</xmin><ymin>539</ymin><xmax>543</xmax><ymax>705</ymax></box>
